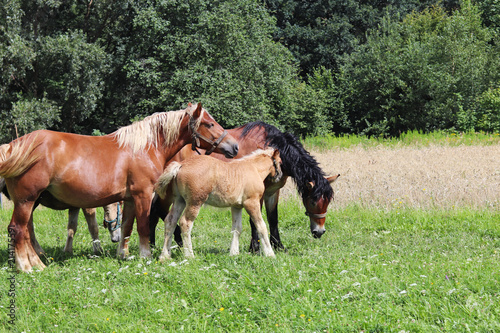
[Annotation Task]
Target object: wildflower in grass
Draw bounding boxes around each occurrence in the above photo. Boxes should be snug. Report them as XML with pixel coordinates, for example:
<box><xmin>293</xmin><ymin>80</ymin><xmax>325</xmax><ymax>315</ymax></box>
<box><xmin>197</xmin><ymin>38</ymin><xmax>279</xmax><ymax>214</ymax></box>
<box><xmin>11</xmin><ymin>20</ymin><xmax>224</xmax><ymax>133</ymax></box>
<box><xmin>144</xmin><ymin>272</ymin><xmax>147</xmax><ymax>275</ymax></box>
<box><xmin>300</xmin><ymin>314</ymin><xmax>305</xmax><ymax>318</ymax></box>
<box><xmin>219</xmin><ymin>307</ymin><xmax>224</xmax><ymax>312</ymax></box>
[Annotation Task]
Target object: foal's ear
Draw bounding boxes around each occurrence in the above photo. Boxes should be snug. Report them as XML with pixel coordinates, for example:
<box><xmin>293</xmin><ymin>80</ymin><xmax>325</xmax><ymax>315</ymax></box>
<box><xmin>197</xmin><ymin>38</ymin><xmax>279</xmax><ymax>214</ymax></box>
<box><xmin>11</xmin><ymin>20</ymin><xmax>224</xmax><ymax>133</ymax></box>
<box><xmin>326</xmin><ymin>174</ymin><xmax>340</xmax><ymax>183</ymax></box>
<box><xmin>272</xmin><ymin>149</ymin><xmax>280</xmax><ymax>159</ymax></box>
<box><xmin>307</xmin><ymin>182</ymin><xmax>314</xmax><ymax>190</ymax></box>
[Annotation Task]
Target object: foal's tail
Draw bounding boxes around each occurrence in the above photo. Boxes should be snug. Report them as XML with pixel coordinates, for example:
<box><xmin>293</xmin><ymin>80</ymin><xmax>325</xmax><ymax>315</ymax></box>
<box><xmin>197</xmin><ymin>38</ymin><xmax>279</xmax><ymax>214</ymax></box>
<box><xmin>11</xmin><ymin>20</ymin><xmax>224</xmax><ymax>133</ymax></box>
<box><xmin>0</xmin><ymin>134</ymin><xmax>41</xmax><ymax>179</ymax></box>
<box><xmin>155</xmin><ymin>161</ymin><xmax>182</xmax><ymax>199</ymax></box>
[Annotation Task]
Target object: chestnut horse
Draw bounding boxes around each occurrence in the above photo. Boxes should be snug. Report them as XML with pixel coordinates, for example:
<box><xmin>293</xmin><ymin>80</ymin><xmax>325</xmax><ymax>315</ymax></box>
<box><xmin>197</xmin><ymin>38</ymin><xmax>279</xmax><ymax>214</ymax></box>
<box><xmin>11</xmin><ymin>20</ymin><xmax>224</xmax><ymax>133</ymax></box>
<box><xmin>0</xmin><ymin>103</ymin><xmax>238</xmax><ymax>272</ymax></box>
<box><xmin>1</xmin><ymin>177</ymin><xmax>120</xmax><ymax>254</ymax></box>
<box><xmin>155</xmin><ymin>148</ymin><xmax>282</xmax><ymax>260</ymax></box>
<box><xmin>149</xmin><ymin>121</ymin><xmax>338</xmax><ymax>252</ymax></box>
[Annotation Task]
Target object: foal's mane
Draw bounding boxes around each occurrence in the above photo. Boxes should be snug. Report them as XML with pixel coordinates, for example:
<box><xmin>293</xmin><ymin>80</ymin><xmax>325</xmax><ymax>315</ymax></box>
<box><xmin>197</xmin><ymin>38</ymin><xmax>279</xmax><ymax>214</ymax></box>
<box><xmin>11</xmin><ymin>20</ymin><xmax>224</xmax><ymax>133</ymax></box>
<box><xmin>241</xmin><ymin>122</ymin><xmax>333</xmax><ymax>201</ymax></box>
<box><xmin>112</xmin><ymin>107</ymin><xmax>203</xmax><ymax>153</ymax></box>
<box><xmin>238</xmin><ymin>147</ymin><xmax>275</xmax><ymax>161</ymax></box>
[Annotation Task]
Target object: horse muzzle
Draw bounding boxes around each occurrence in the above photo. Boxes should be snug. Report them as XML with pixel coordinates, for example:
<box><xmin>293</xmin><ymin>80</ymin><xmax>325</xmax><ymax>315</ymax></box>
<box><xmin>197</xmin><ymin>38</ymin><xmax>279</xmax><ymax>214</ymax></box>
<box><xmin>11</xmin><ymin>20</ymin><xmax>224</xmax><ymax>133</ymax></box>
<box><xmin>221</xmin><ymin>142</ymin><xmax>239</xmax><ymax>158</ymax></box>
<box><xmin>309</xmin><ymin>220</ymin><xmax>326</xmax><ymax>239</ymax></box>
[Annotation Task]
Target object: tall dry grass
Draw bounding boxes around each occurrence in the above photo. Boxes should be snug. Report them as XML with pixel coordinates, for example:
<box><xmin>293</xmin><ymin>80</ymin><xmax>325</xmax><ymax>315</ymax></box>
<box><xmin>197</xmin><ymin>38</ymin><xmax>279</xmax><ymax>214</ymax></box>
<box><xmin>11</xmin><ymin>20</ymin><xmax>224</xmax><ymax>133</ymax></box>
<box><xmin>280</xmin><ymin>144</ymin><xmax>500</xmax><ymax>210</ymax></box>
<box><xmin>310</xmin><ymin>144</ymin><xmax>500</xmax><ymax>210</ymax></box>
<box><xmin>2</xmin><ymin>144</ymin><xmax>499</xmax><ymax>211</ymax></box>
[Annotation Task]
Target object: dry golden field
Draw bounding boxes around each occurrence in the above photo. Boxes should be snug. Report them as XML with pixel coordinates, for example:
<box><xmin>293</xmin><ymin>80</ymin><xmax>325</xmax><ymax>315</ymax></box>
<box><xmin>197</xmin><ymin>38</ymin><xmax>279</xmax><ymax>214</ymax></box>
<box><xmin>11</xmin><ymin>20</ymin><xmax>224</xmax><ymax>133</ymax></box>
<box><xmin>1</xmin><ymin>144</ymin><xmax>499</xmax><ymax>211</ymax></box>
<box><xmin>283</xmin><ymin>144</ymin><xmax>500</xmax><ymax>210</ymax></box>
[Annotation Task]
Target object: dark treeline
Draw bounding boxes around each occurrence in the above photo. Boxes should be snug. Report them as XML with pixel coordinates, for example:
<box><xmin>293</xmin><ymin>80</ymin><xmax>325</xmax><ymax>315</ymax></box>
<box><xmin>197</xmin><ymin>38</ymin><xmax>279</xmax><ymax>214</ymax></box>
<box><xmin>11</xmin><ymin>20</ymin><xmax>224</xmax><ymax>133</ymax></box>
<box><xmin>0</xmin><ymin>0</ymin><xmax>499</xmax><ymax>142</ymax></box>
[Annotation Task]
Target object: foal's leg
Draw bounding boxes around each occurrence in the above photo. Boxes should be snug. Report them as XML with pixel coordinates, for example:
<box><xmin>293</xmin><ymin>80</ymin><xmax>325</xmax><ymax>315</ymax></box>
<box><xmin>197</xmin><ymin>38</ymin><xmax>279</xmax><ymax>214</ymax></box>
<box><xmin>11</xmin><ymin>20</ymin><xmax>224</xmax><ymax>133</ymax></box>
<box><xmin>179</xmin><ymin>204</ymin><xmax>201</xmax><ymax>258</ymax></box>
<box><xmin>248</xmin><ymin>198</ymin><xmax>264</xmax><ymax>253</ymax></box>
<box><xmin>264</xmin><ymin>190</ymin><xmax>285</xmax><ymax>251</ymax></box>
<box><xmin>63</xmin><ymin>208</ymin><xmax>79</xmax><ymax>253</ymax></box>
<box><xmin>244</xmin><ymin>200</ymin><xmax>275</xmax><ymax>257</ymax></box>
<box><xmin>82</xmin><ymin>208</ymin><xmax>103</xmax><ymax>254</ymax></box>
<box><xmin>159</xmin><ymin>198</ymin><xmax>186</xmax><ymax>262</ymax></box>
<box><xmin>230</xmin><ymin>207</ymin><xmax>243</xmax><ymax>256</ymax></box>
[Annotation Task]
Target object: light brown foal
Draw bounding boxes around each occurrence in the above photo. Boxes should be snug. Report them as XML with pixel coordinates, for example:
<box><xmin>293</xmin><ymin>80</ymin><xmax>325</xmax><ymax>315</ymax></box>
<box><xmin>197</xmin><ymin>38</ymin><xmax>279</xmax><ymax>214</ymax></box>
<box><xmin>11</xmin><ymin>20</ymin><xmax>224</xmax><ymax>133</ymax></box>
<box><xmin>155</xmin><ymin>148</ymin><xmax>282</xmax><ymax>260</ymax></box>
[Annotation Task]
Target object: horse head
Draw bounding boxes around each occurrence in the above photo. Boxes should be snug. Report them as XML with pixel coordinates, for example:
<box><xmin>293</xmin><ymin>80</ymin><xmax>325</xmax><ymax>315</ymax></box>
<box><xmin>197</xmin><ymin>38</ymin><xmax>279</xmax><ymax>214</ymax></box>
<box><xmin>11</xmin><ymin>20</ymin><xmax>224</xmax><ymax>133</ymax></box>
<box><xmin>269</xmin><ymin>149</ymin><xmax>283</xmax><ymax>182</ymax></box>
<box><xmin>187</xmin><ymin>103</ymin><xmax>238</xmax><ymax>158</ymax></box>
<box><xmin>304</xmin><ymin>174</ymin><xmax>340</xmax><ymax>238</ymax></box>
<box><xmin>103</xmin><ymin>202</ymin><xmax>122</xmax><ymax>243</ymax></box>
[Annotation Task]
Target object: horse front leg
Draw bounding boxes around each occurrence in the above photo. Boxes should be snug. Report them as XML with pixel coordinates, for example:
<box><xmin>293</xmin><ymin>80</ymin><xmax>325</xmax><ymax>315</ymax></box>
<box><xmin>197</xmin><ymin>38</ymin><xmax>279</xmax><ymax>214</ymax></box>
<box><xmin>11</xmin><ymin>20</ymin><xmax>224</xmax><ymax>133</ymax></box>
<box><xmin>245</xmin><ymin>199</ymin><xmax>275</xmax><ymax>258</ymax></box>
<box><xmin>230</xmin><ymin>207</ymin><xmax>243</xmax><ymax>256</ymax></box>
<box><xmin>159</xmin><ymin>198</ymin><xmax>185</xmax><ymax>262</ymax></box>
<box><xmin>264</xmin><ymin>191</ymin><xmax>285</xmax><ymax>251</ymax></box>
<box><xmin>10</xmin><ymin>201</ymin><xmax>46</xmax><ymax>272</ymax></box>
<box><xmin>134</xmin><ymin>195</ymin><xmax>155</xmax><ymax>259</ymax></box>
<box><xmin>117</xmin><ymin>201</ymin><xmax>136</xmax><ymax>259</ymax></box>
<box><xmin>82</xmin><ymin>208</ymin><xmax>103</xmax><ymax>254</ymax></box>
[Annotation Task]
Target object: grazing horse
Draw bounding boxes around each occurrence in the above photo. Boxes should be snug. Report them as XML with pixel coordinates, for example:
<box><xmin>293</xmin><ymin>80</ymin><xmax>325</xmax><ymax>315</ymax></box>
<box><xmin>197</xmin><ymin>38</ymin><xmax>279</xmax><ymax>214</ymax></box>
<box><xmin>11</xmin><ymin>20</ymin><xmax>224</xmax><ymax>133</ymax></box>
<box><xmin>1</xmin><ymin>177</ymin><xmax>120</xmax><ymax>254</ymax></box>
<box><xmin>149</xmin><ymin>121</ymin><xmax>338</xmax><ymax>252</ymax></box>
<box><xmin>0</xmin><ymin>103</ymin><xmax>238</xmax><ymax>272</ymax></box>
<box><xmin>155</xmin><ymin>148</ymin><xmax>282</xmax><ymax>260</ymax></box>
<box><xmin>64</xmin><ymin>202</ymin><xmax>122</xmax><ymax>254</ymax></box>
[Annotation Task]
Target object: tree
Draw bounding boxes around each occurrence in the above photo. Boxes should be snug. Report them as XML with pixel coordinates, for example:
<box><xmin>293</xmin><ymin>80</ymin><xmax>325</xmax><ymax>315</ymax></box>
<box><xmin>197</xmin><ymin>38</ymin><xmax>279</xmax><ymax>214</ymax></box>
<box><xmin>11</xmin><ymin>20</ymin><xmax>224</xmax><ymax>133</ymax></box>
<box><xmin>335</xmin><ymin>1</ymin><xmax>500</xmax><ymax>136</ymax></box>
<box><xmin>0</xmin><ymin>0</ymin><xmax>110</xmax><ymax>142</ymax></box>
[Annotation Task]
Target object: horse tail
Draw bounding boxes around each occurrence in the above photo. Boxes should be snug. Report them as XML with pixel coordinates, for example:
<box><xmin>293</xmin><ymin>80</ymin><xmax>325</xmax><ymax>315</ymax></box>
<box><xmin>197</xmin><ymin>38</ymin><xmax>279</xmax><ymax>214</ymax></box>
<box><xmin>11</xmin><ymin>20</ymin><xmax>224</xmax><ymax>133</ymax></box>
<box><xmin>0</xmin><ymin>134</ymin><xmax>41</xmax><ymax>179</ymax></box>
<box><xmin>155</xmin><ymin>161</ymin><xmax>182</xmax><ymax>199</ymax></box>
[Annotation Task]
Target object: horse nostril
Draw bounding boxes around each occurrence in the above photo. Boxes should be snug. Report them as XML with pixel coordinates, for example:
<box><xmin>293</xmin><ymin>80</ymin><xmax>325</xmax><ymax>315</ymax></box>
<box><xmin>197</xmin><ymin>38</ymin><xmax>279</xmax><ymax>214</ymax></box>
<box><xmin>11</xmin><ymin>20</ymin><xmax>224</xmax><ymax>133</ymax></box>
<box><xmin>312</xmin><ymin>229</ymin><xmax>326</xmax><ymax>239</ymax></box>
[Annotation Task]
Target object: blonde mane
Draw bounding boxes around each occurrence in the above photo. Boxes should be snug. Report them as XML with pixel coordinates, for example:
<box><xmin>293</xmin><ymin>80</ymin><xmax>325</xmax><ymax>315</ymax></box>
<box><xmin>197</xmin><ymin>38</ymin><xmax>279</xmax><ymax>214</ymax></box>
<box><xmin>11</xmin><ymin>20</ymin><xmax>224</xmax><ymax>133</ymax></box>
<box><xmin>112</xmin><ymin>106</ymin><xmax>204</xmax><ymax>153</ymax></box>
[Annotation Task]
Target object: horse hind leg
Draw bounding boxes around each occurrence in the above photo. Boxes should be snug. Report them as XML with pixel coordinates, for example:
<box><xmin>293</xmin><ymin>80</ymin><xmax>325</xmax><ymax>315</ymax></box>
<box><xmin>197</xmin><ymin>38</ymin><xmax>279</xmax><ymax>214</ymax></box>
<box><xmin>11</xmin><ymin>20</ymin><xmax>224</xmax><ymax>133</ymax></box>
<box><xmin>63</xmin><ymin>208</ymin><xmax>79</xmax><ymax>253</ymax></box>
<box><xmin>83</xmin><ymin>208</ymin><xmax>103</xmax><ymax>254</ymax></box>
<box><xmin>28</xmin><ymin>207</ymin><xmax>45</xmax><ymax>256</ymax></box>
<box><xmin>11</xmin><ymin>202</ymin><xmax>46</xmax><ymax>272</ymax></box>
<box><xmin>230</xmin><ymin>207</ymin><xmax>243</xmax><ymax>256</ymax></box>
<box><xmin>179</xmin><ymin>204</ymin><xmax>201</xmax><ymax>259</ymax></box>
<box><xmin>159</xmin><ymin>198</ymin><xmax>186</xmax><ymax>262</ymax></box>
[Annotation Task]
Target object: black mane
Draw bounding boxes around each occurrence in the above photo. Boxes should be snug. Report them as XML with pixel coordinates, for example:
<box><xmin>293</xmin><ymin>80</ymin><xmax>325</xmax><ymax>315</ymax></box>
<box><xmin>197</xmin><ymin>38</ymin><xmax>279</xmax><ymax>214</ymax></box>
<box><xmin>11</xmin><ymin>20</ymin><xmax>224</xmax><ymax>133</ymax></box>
<box><xmin>241</xmin><ymin>122</ymin><xmax>333</xmax><ymax>201</ymax></box>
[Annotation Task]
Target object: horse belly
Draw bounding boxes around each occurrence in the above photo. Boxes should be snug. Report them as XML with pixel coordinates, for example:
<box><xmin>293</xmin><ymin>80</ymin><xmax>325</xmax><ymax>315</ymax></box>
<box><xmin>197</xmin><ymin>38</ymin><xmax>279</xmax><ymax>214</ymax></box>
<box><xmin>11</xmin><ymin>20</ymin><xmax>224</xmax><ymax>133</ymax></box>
<box><xmin>205</xmin><ymin>191</ymin><xmax>244</xmax><ymax>209</ymax></box>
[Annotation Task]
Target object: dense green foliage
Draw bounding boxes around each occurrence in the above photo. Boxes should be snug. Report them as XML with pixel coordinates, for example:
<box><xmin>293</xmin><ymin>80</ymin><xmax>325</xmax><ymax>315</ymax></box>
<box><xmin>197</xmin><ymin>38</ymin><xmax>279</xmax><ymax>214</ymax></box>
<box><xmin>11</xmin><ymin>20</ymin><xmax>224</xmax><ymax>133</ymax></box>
<box><xmin>0</xmin><ymin>0</ymin><xmax>499</xmax><ymax>142</ymax></box>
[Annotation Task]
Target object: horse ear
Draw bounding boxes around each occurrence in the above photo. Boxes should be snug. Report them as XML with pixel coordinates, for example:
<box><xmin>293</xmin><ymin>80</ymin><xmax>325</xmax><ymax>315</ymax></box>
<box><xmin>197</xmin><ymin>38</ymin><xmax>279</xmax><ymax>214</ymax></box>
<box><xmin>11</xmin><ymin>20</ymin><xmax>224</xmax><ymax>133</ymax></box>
<box><xmin>307</xmin><ymin>181</ymin><xmax>314</xmax><ymax>190</ymax></box>
<box><xmin>272</xmin><ymin>149</ymin><xmax>280</xmax><ymax>159</ymax></box>
<box><xmin>192</xmin><ymin>102</ymin><xmax>203</xmax><ymax>117</ymax></box>
<box><xmin>187</xmin><ymin>102</ymin><xmax>192</xmax><ymax>107</ymax></box>
<box><xmin>326</xmin><ymin>174</ymin><xmax>340</xmax><ymax>183</ymax></box>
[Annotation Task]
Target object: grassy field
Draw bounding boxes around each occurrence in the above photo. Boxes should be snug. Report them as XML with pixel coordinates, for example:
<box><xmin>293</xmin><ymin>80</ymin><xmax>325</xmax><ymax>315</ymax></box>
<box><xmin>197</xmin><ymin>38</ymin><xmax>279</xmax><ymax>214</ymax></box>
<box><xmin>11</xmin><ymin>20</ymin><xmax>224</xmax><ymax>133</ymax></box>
<box><xmin>1</xmin><ymin>131</ymin><xmax>499</xmax><ymax>332</ymax></box>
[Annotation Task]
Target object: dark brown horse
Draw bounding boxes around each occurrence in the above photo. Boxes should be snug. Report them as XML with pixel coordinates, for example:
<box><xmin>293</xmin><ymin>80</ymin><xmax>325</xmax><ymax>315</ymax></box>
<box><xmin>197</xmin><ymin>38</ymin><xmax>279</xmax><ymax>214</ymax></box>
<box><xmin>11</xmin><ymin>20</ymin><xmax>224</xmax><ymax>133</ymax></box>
<box><xmin>149</xmin><ymin>121</ymin><xmax>338</xmax><ymax>252</ymax></box>
<box><xmin>0</xmin><ymin>103</ymin><xmax>238</xmax><ymax>272</ymax></box>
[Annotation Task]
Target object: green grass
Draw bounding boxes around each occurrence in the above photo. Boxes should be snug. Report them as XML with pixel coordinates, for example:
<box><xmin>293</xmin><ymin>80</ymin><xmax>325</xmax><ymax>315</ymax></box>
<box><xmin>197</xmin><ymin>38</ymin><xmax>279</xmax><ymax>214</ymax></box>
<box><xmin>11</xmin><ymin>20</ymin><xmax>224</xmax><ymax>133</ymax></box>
<box><xmin>303</xmin><ymin>130</ymin><xmax>500</xmax><ymax>151</ymax></box>
<box><xmin>1</xmin><ymin>202</ymin><xmax>499</xmax><ymax>332</ymax></box>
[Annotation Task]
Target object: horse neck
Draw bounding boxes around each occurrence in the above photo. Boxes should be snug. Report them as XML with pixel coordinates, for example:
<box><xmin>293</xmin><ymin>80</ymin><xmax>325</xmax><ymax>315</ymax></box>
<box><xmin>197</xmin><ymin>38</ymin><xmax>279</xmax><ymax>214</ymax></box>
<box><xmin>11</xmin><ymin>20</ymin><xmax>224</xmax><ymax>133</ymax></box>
<box><xmin>157</xmin><ymin>117</ymin><xmax>193</xmax><ymax>166</ymax></box>
<box><xmin>247</xmin><ymin>155</ymin><xmax>275</xmax><ymax>181</ymax></box>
